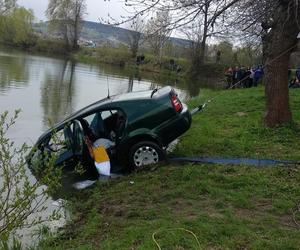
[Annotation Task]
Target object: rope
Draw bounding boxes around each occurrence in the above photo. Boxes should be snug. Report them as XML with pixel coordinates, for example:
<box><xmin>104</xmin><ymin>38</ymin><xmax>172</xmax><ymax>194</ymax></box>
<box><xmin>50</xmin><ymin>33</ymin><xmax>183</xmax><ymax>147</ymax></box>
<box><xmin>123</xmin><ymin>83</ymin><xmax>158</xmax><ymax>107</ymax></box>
<box><xmin>200</xmin><ymin>43</ymin><xmax>299</xmax><ymax>108</ymax></box>
<box><xmin>152</xmin><ymin>227</ymin><xmax>202</xmax><ymax>250</ymax></box>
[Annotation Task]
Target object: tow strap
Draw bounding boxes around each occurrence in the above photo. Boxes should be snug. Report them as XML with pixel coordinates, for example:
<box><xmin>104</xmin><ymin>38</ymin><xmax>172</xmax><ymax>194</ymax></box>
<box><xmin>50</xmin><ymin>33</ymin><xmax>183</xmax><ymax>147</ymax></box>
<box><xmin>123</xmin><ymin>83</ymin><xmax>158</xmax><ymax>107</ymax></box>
<box><xmin>169</xmin><ymin>156</ymin><xmax>299</xmax><ymax>167</ymax></box>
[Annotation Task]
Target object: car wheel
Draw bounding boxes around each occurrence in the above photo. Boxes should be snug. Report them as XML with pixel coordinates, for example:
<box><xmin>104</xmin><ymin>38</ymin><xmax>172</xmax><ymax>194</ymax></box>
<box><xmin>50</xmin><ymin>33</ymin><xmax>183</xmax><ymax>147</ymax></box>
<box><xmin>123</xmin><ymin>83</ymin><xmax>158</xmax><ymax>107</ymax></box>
<box><xmin>129</xmin><ymin>141</ymin><xmax>164</xmax><ymax>169</ymax></box>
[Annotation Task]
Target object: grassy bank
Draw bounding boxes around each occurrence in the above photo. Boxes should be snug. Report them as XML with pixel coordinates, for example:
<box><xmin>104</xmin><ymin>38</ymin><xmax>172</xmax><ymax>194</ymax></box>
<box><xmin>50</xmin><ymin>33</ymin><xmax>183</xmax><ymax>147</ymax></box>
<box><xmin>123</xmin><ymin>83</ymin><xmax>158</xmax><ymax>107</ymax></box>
<box><xmin>39</xmin><ymin>87</ymin><xmax>300</xmax><ymax>249</ymax></box>
<box><xmin>72</xmin><ymin>46</ymin><xmax>224</xmax><ymax>78</ymax></box>
<box><xmin>175</xmin><ymin>87</ymin><xmax>300</xmax><ymax>160</ymax></box>
<box><xmin>73</xmin><ymin>46</ymin><xmax>189</xmax><ymax>74</ymax></box>
<box><xmin>1</xmin><ymin>41</ymin><xmax>225</xmax><ymax>81</ymax></box>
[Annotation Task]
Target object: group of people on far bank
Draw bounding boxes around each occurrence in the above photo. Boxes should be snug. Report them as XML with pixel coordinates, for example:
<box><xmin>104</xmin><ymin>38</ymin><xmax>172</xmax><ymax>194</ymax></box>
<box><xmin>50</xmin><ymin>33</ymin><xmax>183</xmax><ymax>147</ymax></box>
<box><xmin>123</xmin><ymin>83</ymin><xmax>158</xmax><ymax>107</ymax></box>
<box><xmin>225</xmin><ymin>66</ymin><xmax>300</xmax><ymax>89</ymax></box>
<box><xmin>225</xmin><ymin>66</ymin><xmax>264</xmax><ymax>89</ymax></box>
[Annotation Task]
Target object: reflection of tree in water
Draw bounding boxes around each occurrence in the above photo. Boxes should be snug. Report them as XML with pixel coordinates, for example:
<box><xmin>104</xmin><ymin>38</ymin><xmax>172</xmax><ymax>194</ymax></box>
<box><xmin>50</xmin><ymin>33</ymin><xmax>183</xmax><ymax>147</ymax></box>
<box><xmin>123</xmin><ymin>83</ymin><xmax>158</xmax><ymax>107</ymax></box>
<box><xmin>184</xmin><ymin>73</ymin><xmax>226</xmax><ymax>98</ymax></box>
<box><xmin>150</xmin><ymin>82</ymin><xmax>156</xmax><ymax>90</ymax></box>
<box><xmin>0</xmin><ymin>54</ymin><xmax>29</xmax><ymax>91</ymax></box>
<box><xmin>186</xmin><ymin>78</ymin><xmax>201</xmax><ymax>97</ymax></box>
<box><xmin>41</xmin><ymin>60</ymin><xmax>76</xmax><ymax>128</ymax></box>
<box><xmin>126</xmin><ymin>69</ymin><xmax>191</xmax><ymax>100</ymax></box>
<box><xmin>127</xmin><ymin>74</ymin><xmax>157</xmax><ymax>93</ymax></box>
<box><xmin>127</xmin><ymin>75</ymin><xmax>134</xmax><ymax>93</ymax></box>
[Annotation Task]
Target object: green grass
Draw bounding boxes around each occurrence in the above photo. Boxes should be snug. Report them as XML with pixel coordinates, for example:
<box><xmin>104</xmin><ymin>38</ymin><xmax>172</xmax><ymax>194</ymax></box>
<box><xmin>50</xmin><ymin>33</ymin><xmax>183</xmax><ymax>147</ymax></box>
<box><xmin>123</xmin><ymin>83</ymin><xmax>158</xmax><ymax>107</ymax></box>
<box><xmin>38</xmin><ymin>87</ymin><xmax>300</xmax><ymax>249</ymax></box>
<box><xmin>175</xmin><ymin>87</ymin><xmax>300</xmax><ymax>160</ymax></box>
<box><xmin>40</xmin><ymin>165</ymin><xmax>300</xmax><ymax>250</ymax></box>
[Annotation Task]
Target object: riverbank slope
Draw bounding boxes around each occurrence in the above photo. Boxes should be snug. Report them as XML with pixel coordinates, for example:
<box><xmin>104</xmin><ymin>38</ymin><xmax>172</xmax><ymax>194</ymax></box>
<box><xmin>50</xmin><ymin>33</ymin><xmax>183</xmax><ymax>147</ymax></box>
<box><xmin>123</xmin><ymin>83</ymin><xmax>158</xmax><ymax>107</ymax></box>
<box><xmin>39</xmin><ymin>87</ymin><xmax>300</xmax><ymax>249</ymax></box>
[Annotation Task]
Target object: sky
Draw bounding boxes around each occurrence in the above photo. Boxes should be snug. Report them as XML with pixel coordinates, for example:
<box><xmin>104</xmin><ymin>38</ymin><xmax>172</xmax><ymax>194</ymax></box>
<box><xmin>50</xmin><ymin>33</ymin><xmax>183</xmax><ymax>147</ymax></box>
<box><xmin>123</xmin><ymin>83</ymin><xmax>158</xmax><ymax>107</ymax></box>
<box><xmin>18</xmin><ymin>0</ymin><xmax>128</xmax><ymax>23</ymax></box>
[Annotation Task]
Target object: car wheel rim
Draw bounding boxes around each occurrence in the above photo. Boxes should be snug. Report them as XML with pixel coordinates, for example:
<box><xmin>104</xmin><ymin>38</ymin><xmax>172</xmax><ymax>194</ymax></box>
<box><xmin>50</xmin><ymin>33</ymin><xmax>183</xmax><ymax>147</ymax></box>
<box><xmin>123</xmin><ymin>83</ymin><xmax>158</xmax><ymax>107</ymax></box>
<box><xmin>133</xmin><ymin>146</ymin><xmax>159</xmax><ymax>167</ymax></box>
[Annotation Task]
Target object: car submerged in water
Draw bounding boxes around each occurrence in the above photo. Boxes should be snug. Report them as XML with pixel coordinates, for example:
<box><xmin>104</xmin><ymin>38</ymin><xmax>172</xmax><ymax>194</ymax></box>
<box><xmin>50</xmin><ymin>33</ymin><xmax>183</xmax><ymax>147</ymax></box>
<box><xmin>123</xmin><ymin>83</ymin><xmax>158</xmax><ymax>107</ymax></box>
<box><xmin>28</xmin><ymin>86</ymin><xmax>200</xmax><ymax>174</ymax></box>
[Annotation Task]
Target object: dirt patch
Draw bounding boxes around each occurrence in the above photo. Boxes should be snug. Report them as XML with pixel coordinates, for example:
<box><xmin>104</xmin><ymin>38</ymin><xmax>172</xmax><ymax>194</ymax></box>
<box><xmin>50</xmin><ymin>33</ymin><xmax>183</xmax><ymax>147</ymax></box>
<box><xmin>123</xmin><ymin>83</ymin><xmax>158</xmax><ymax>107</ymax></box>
<box><xmin>169</xmin><ymin>198</ymin><xmax>223</xmax><ymax>220</ymax></box>
<box><xmin>233</xmin><ymin>198</ymin><xmax>298</xmax><ymax>229</ymax></box>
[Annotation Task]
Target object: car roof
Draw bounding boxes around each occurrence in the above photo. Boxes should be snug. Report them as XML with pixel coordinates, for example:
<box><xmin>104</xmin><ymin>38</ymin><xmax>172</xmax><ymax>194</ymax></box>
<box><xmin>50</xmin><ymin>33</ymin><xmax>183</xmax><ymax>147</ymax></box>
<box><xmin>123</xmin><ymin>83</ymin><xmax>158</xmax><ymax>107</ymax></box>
<box><xmin>69</xmin><ymin>86</ymin><xmax>172</xmax><ymax>119</ymax></box>
<box><xmin>37</xmin><ymin>86</ymin><xmax>172</xmax><ymax>143</ymax></box>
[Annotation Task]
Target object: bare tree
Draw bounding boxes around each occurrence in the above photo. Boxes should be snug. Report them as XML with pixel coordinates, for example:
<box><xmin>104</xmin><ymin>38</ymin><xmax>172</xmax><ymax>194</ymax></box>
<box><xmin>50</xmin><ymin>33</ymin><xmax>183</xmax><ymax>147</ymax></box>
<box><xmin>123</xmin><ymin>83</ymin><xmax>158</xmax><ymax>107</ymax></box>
<box><xmin>125</xmin><ymin>16</ymin><xmax>145</xmax><ymax>58</ymax></box>
<box><xmin>181</xmin><ymin>0</ymin><xmax>234</xmax><ymax>65</ymax></box>
<box><xmin>262</xmin><ymin>1</ymin><xmax>299</xmax><ymax>127</ymax></box>
<box><xmin>230</xmin><ymin>0</ymin><xmax>300</xmax><ymax>127</ymax></box>
<box><xmin>46</xmin><ymin>0</ymin><xmax>86</xmax><ymax>50</ymax></box>
<box><xmin>0</xmin><ymin>0</ymin><xmax>16</xmax><ymax>15</ymax></box>
<box><xmin>181</xmin><ymin>20</ymin><xmax>203</xmax><ymax>72</ymax></box>
<box><xmin>47</xmin><ymin>0</ymin><xmax>69</xmax><ymax>47</ymax></box>
<box><xmin>119</xmin><ymin>0</ymin><xmax>240</xmax><ymax>64</ymax></box>
<box><xmin>70</xmin><ymin>0</ymin><xmax>86</xmax><ymax>50</ymax></box>
<box><xmin>145</xmin><ymin>10</ymin><xmax>172</xmax><ymax>64</ymax></box>
<box><xmin>116</xmin><ymin>0</ymin><xmax>300</xmax><ymax>127</ymax></box>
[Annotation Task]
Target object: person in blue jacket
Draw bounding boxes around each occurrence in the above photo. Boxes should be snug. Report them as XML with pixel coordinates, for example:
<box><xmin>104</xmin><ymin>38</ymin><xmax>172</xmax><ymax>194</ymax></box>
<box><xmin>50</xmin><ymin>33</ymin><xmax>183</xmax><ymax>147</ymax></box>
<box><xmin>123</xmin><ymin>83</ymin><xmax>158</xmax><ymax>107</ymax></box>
<box><xmin>253</xmin><ymin>65</ymin><xmax>264</xmax><ymax>87</ymax></box>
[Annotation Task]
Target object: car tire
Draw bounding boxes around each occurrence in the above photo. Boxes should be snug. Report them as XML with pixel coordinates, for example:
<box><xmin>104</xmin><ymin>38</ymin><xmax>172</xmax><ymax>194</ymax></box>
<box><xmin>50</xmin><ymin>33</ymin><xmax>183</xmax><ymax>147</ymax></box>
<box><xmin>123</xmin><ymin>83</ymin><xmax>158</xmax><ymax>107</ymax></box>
<box><xmin>129</xmin><ymin>141</ymin><xmax>165</xmax><ymax>170</ymax></box>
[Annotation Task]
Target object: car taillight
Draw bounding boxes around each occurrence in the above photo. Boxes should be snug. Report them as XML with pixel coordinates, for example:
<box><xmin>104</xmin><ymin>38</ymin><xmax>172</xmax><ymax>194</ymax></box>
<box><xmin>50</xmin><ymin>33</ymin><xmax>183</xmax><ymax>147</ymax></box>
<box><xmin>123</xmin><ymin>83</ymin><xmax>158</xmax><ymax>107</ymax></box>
<box><xmin>171</xmin><ymin>93</ymin><xmax>183</xmax><ymax>113</ymax></box>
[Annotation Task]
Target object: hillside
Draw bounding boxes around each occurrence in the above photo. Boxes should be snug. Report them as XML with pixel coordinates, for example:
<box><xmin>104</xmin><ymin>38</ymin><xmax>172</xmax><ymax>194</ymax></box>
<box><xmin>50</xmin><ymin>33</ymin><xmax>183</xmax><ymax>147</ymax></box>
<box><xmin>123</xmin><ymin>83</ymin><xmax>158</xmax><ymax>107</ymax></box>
<box><xmin>81</xmin><ymin>21</ymin><xmax>132</xmax><ymax>45</ymax></box>
<box><xmin>34</xmin><ymin>20</ymin><xmax>190</xmax><ymax>47</ymax></box>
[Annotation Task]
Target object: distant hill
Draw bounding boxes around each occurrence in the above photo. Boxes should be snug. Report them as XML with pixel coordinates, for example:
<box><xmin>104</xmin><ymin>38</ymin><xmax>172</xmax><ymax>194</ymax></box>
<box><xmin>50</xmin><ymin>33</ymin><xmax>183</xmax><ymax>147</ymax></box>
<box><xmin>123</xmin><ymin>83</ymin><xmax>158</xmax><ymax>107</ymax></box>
<box><xmin>34</xmin><ymin>20</ymin><xmax>190</xmax><ymax>47</ymax></box>
<box><xmin>81</xmin><ymin>21</ymin><xmax>132</xmax><ymax>45</ymax></box>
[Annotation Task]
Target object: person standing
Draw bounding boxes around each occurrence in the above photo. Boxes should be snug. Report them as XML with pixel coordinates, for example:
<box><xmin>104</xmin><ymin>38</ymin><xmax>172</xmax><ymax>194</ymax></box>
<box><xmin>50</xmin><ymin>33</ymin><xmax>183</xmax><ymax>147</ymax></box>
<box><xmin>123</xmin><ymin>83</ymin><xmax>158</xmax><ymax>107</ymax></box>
<box><xmin>239</xmin><ymin>66</ymin><xmax>247</xmax><ymax>88</ymax></box>
<box><xmin>225</xmin><ymin>67</ymin><xmax>233</xmax><ymax>89</ymax></box>
<box><xmin>253</xmin><ymin>65</ymin><xmax>264</xmax><ymax>87</ymax></box>
<box><xmin>232</xmin><ymin>66</ymin><xmax>240</xmax><ymax>88</ymax></box>
<box><xmin>244</xmin><ymin>67</ymin><xmax>252</xmax><ymax>88</ymax></box>
<box><xmin>296</xmin><ymin>67</ymin><xmax>300</xmax><ymax>82</ymax></box>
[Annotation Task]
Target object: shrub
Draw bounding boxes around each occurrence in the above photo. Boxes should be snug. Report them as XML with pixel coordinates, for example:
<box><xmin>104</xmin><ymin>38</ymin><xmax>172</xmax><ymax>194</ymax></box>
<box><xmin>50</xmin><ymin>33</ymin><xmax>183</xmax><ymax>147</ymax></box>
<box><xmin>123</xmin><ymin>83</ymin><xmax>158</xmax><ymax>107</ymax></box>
<box><xmin>0</xmin><ymin>110</ymin><xmax>62</xmax><ymax>247</ymax></box>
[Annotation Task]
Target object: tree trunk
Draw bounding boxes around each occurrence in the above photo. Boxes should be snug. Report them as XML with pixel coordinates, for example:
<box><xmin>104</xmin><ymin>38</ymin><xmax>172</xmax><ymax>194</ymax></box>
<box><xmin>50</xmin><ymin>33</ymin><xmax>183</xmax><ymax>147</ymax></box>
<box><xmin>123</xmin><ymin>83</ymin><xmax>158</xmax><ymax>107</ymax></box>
<box><xmin>72</xmin><ymin>15</ymin><xmax>79</xmax><ymax>50</ymax></box>
<box><xmin>263</xmin><ymin>1</ymin><xmax>299</xmax><ymax>127</ymax></box>
<box><xmin>199</xmin><ymin>3</ymin><xmax>209</xmax><ymax>65</ymax></box>
<box><xmin>63</xmin><ymin>23</ymin><xmax>70</xmax><ymax>49</ymax></box>
<box><xmin>199</xmin><ymin>35</ymin><xmax>207</xmax><ymax>65</ymax></box>
<box><xmin>264</xmin><ymin>53</ymin><xmax>291</xmax><ymax>127</ymax></box>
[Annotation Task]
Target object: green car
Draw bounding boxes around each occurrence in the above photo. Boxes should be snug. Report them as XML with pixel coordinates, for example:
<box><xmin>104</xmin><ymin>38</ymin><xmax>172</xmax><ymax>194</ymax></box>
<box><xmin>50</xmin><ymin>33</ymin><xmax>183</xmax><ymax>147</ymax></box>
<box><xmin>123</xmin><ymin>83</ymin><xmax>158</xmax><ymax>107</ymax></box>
<box><xmin>29</xmin><ymin>86</ymin><xmax>198</xmax><ymax>173</ymax></box>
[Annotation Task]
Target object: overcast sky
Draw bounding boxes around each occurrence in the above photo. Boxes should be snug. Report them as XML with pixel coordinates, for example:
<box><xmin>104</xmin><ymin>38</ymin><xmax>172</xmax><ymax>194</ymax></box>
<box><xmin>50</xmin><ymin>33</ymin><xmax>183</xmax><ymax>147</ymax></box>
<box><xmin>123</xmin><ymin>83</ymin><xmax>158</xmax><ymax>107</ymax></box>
<box><xmin>18</xmin><ymin>0</ymin><xmax>127</xmax><ymax>23</ymax></box>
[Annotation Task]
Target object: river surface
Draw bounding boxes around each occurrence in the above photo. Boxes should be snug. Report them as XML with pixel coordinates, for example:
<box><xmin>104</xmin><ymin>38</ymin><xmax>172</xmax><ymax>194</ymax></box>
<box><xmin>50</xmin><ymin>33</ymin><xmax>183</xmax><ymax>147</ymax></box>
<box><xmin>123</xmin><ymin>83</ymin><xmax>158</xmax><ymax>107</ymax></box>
<box><xmin>0</xmin><ymin>48</ymin><xmax>220</xmax><ymax>246</ymax></box>
<box><xmin>0</xmin><ymin>49</ymin><xmax>192</xmax><ymax>146</ymax></box>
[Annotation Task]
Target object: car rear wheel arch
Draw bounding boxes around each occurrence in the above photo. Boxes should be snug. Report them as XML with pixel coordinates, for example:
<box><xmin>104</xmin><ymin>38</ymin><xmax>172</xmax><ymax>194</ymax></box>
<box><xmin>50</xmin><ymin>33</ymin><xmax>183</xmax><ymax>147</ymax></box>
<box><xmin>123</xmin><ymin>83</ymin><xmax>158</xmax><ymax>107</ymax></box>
<box><xmin>127</xmin><ymin>134</ymin><xmax>162</xmax><ymax>148</ymax></box>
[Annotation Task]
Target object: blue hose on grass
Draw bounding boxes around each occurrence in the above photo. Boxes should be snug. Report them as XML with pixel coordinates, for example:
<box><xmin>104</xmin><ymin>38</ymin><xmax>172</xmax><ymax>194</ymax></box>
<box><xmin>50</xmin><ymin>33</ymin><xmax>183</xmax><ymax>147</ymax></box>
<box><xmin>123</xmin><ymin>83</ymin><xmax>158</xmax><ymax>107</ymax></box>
<box><xmin>169</xmin><ymin>156</ymin><xmax>298</xmax><ymax>167</ymax></box>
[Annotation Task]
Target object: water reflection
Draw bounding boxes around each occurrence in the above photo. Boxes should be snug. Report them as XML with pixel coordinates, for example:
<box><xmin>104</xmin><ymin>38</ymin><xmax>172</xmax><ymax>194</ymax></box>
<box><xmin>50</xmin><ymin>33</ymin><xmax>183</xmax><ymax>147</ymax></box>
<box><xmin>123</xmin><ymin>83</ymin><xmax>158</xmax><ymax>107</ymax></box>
<box><xmin>41</xmin><ymin>60</ymin><xmax>76</xmax><ymax>128</ymax></box>
<box><xmin>0</xmin><ymin>53</ymin><xmax>29</xmax><ymax>92</ymax></box>
<box><xmin>128</xmin><ymin>75</ymin><xmax>134</xmax><ymax>92</ymax></box>
<box><xmin>38</xmin><ymin>59</ymin><xmax>169</xmax><ymax>130</ymax></box>
<box><xmin>186</xmin><ymin>79</ymin><xmax>201</xmax><ymax>97</ymax></box>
